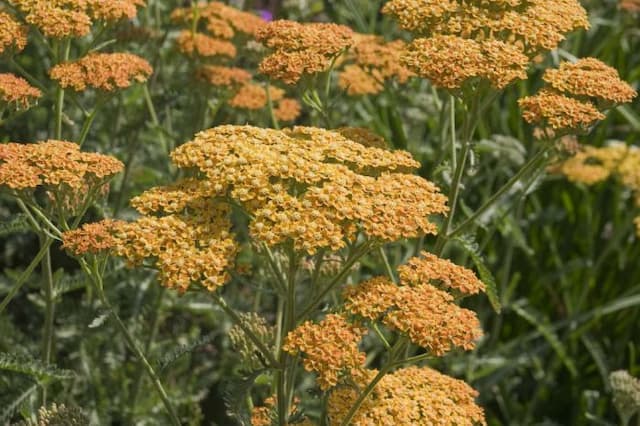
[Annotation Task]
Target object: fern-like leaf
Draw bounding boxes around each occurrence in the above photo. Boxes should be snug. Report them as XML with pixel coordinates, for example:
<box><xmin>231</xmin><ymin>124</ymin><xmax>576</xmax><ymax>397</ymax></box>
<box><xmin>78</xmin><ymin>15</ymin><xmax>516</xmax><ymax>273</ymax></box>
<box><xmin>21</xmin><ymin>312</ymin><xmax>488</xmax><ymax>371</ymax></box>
<box><xmin>0</xmin><ymin>214</ymin><xmax>32</xmax><ymax>237</ymax></box>
<box><xmin>0</xmin><ymin>352</ymin><xmax>75</xmax><ymax>384</ymax></box>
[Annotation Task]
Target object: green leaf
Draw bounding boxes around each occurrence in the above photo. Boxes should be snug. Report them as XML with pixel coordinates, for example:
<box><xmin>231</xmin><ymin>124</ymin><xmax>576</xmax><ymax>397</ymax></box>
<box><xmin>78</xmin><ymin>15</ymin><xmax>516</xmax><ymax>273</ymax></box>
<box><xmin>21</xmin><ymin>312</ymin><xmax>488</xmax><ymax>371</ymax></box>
<box><xmin>456</xmin><ymin>236</ymin><xmax>502</xmax><ymax>313</ymax></box>
<box><xmin>0</xmin><ymin>352</ymin><xmax>75</xmax><ymax>384</ymax></box>
<box><xmin>0</xmin><ymin>383</ymin><xmax>37</xmax><ymax>423</ymax></box>
<box><xmin>0</xmin><ymin>214</ymin><xmax>31</xmax><ymax>237</ymax></box>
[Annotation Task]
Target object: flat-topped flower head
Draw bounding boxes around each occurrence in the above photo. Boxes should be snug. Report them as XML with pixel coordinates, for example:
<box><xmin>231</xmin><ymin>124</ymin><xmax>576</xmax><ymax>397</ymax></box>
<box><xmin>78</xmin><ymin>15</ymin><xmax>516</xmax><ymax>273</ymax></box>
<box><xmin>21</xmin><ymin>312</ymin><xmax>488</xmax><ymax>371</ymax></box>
<box><xmin>519</xmin><ymin>89</ymin><xmax>605</xmax><ymax>132</ymax></box>
<box><xmin>9</xmin><ymin>0</ymin><xmax>92</xmax><ymax>39</ymax></box>
<box><xmin>0</xmin><ymin>140</ymin><xmax>123</xmax><ymax>190</ymax></box>
<box><xmin>0</xmin><ymin>73</ymin><xmax>41</xmax><ymax>110</ymax></box>
<box><xmin>164</xmin><ymin>125</ymin><xmax>445</xmax><ymax>254</ymax></box>
<box><xmin>0</xmin><ymin>12</ymin><xmax>28</xmax><ymax>54</ymax></box>
<box><xmin>403</xmin><ymin>35</ymin><xmax>529</xmax><ymax>90</ymax></box>
<box><xmin>339</xmin><ymin>36</ymin><xmax>414</xmax><ymax>95</ymax></box>
<box><xmin>86</xmin><ymin>0</ymin><xmax>146</xmax><ymax>21</ymax></box>
<box><xmin>257</xmin><ymin>20</ymin><xmax>354</xmax><ymax>84</ymax></box>
<box><xmin>196</xmin><ymin>65</ymin><xmax>252</xmax><ymax>88</ymax></box>
<box><xmin>382</xmin><ymin>0</ymin><xmax>588</xmax><ymax>55</ymax></box>
<box><xmin>171</xmin><ymin>2</ymin><xmax>266</xmax><ymax>37</ymax></box>
<box><xmin>273</xmin><ymin>98</ymin><xmax>301</xmax><ymax>122</ymax></box>
<box><xmin>176</xmin><ymin>30</ymin><xmax>236</xmax><ymax>58</ymax></box>
<box><xmin>227</xmin><ymin>83</ymin><xmax>284</xmax><ymax>110</ymax></box>
<box><xmin>49</xmin><ymin>52</ymin><xmax>152</xmax><ymax>91</ymax></box>
<box><xmin>543</xmin><ymin>58</ymin><xmax>637</xmax><ymax>106</ymax></box>
<box><xmin>283</xmin><ymin>314</ymin><xmax>367</xmax><ymax>390</ymax></box>
<box><xmin>328</xmin><ymin>366</ymin><xmax>486</xmax><ymax>425</ymax></box>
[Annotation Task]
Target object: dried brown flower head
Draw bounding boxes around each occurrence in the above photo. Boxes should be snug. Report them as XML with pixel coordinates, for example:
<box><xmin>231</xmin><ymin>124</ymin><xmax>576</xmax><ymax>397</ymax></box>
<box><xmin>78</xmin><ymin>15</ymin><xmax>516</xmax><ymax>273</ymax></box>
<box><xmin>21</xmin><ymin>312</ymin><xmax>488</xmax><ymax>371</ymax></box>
<box><xmin>283</xmin><ymin>314</ymin><xmax>367</xmax><ymax>390</ymax></box>
<box><xmin>196</xmin><ymin>65</ymin><xmax>252</xmax><ymax>87</ymax></box>
<box><xmin>176</xmin><ymin>30</ymin><xmax>236</xmax><ymax>58</ymax></box>
<box><xmin>0</xmin><ymin>12</ymin><xmax>28</xmax><ymax>54</ymax></box>
<box><xmin>403</xmin><ymin>35</ymin><xmax>529</xmax><ymax>90</ymax></box>
<box><xmin>257</xmin><ymin>20</ymin><xmax>354</xmax><ymax>84</ymax></box>
<box><xmin>335</xmin><ymin>127</ymin><xmax>387</xmax><ymax>149</ymax></box>
<box><xmin>328</xmin><ymin>366</ymin><xmax>486</xmax><ymax>425</ymax></box>
<box><xmin>273</xmin><ymin>98</ymin><xmax>301</xmax><ymax>122</ymax></box>
<box><xmin>0</xmin><ymin>140</ymin><xmax>123</xmax><ymax>191</ymax></box>
<box><xmin>0</xmin><ymin>73</ymin><xmax>41</xmax><ymax>109</ymax></box>
<box><xmin>9</xmin><ymin>0</ymin><xmax>92</xmax><ymax>39</ymax></box>
<box><xmin>543</xmin><ymin>58</ymin><xmax>637</xmax><ymax>105</ymax></box>
<box><xmin>518</xmin><ymin>89</ymin><xmax>605</xmax><ymax>131</ymax></box>
<box><xmin>49</xmin><ymin>52</ymin><xmax>152</xmax><ymax>91</ymax></box>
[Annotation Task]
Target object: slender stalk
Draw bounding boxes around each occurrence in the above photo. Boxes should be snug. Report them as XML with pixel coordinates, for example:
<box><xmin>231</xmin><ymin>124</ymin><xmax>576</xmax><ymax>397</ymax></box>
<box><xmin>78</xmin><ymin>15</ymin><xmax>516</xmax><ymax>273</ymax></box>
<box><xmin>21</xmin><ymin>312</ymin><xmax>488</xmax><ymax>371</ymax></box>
<box><xmin>77</xmin><ymin>104</ymin><xmax>101</xmax><ymax>148</ymax></box>
<box><xmin>0</xmin><ymin>239</ymin><xmax>52</xmax><ymax>315</ymax></box>
<box><xmin>54</xmin><ymin>40</ymin><xmax>71</xmax><ymax>140</ymax></box>
<box><xmin>266</xmin><ymin>82</ymin><xmax>280</xmax><ymax>130</ymax></box>
<box><xmin>143</xmin><ymin>83</ymin><xmax>169</xmax><ymax>155</ymax></box>
<box><xmin>449</xmin><ymin>95</ymin><xmax>457</xmax><ymax>171</ymax></box>
<box><xmin>447</xmin><ymin>143</ymin><xmax>553</xmax><ymax>239</ymax></box>
<box><xmin>40</xmin><ymin>235</ymin><xmax>55</xmax><ymax>406</ymax></box>
<box><xmin>378</xmin><ymin>246</ymin><xmax>397</xmax><ymax>283</ymax></box>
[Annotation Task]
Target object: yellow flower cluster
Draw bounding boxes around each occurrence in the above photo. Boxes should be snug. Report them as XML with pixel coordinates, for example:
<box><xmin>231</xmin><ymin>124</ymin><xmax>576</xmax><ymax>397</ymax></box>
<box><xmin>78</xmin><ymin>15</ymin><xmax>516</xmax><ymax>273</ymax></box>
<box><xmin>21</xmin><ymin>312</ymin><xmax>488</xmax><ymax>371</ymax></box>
<box><xmin>176</xmin><ymin>30</ymin><xmax>237</xmax><ymax>59</ymax></box>
<box><xmin>283</xmin><ymin>314</ymin><xmax>367</xmax><ymax>390</ymax></box>
<box><xmin>8</xmin><ymin>0</ymin><xmax>145</xmax><ymax>38</ymax></box>
<box><xmin>338</xmin><ymin>35</ymin><xmax>414</xmax><ymax>96</ymax></box>
<box><xmin>519</xmin><ymin>59</ymin><xmax>637</xmax><ymax>132</ymax></box>
<box><xmin>382</xmin><ymin>0</ymin><xmax>588</xmax><ymax>55</ymax></box>
<box><xmin>403</xmin><ymin>35</ymin><xmax>529</xmax><ymax>90</ymax></box>
<box><xmin>383</xmin><ymin>0</ymin><xmax>589</xmax><ymax>91</ymax></box>
<box><xmin>49</xmin><ymin>52</ymin><xmax>153</xmax><ymax>92</ymax></box>
<box><xmin>0</xmin><ymin>140</ymin><xmax>123</xmax><ymax>191</ymax></box>
<box><xmin>327</xmin><ymin>366</ymin><xmax>486</xmax><ymax>425</ymax></box>
<box><xmin>0</xmin><ymin>12</ymin><xmax>28</xmax><ymax>54</ymax></box>
<box><xmin>0</xmin><ymin>73</ymin><xmax>41</xmax><ymax>110</ymax></box>
<box><xmin>256</xmin><ymin>20</ymin><xmax>354</xmax><ymax>84</ymax></box>
<box><xmin>170</xmin><ymin>2</ymin><xmax>266</xmax><ymax>38</ymax></box>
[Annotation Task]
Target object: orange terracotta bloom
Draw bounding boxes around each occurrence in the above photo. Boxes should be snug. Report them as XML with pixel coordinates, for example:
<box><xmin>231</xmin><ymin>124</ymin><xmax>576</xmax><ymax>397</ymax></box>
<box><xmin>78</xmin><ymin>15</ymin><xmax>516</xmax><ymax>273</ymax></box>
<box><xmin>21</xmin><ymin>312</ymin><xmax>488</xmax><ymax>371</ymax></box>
<box><xmin>338</xmin><ymin>65</ymin><xmax>383</xmax><ymax>96</ymax></box>
<box><xmin>620</xmin><ymin>0</ymin><xmax>640</xmax><ymax>12</ymax></box>
<box><xmin>87</xmin><ymin>0</ymin><xmax>146</xmax><ymax>21</ymax></box>
<box><xmin>257</xmin><ymin>20</ymin><xmax>354</xmax><ymax>84</ymax></box>
<box><xmin>283</xmin><ymin>314</ymin><xmax>367</xmax><ymax>390</ymax></box>
<box><xmin>228</xmin><ymin>83</ymin><xmax>284</xmax><ymax>110</ymax></box>
<box><xmin>273</xmin><ymin>98</ymin><xmax>301</xmax><ymax>122</ymax></box>
<box><xmin>543</xmin><ymin>58</ymin><xmax>637</xmax><ymax>105</ymax></box>
<box><xmin>62</xmin><ymin>219</ymin><xmax>123</xmax><ymax>256</ymax></box>
<box><xmin>0</xmin><ymin>12</ymin><xmax>28</xmax><ymax>54</ymax></box>
<box><xmin>519</xmin><ymin>90</ymin><xmax>605</xmax><ymax>131</ymax></box>
<box><xmin>10</xmin><ymin>0</ymin><xmax>92</xmax><ymax>39</ymax></box>
<box><xmin>0</xmin><ymin>73</ymin><xmax>41</xmax><ymax>109</ymax></box>
<box><xmin>0</xmin><ymin>140</ymin><xmax>123</xmax><ymax>191</ymax></box>
<box><xmin>403</xmin><ymin>35</ymin><xmax>529</xmax><ymax>90</ymax></box>
<box><xmin>328</xmin><ymin>366</ymin><xmax>486</xmax><ymax>425</ymax></box>
<box><xmin>49</xmin><ymin>52</ymin><xmax>152</xmax><ymax>91</ymax></box>
<box><xmin>176</xmin><ymin>30</ymin><xmax>236</xmax><ymax>58</ymax></box>
<box><xmin>196</xmin><ymin>65</ymin><xmax>252</xmax><ymax>87</ymax></box>
<box><xmin>171</xmin><ymin>2</ymin><xmax>266</xmax><ymax>37</ymax></box>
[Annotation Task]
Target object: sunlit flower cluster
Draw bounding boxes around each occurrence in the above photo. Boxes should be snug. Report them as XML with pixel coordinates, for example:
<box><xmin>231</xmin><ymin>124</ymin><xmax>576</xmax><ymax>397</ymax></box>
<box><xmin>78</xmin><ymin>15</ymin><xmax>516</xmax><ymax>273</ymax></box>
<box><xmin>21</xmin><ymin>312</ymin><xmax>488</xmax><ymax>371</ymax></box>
<box><xmin>9</xmin><ymin>0</ymin><xmax>146</xmax><ymax>38</ymax></box>
<box><xmin>0</xmin><ymin>140</ymin><xmax>123</xmax><ymax>191</ymax></box>
<box><xmin>383</xmin><ymin>0</ymin><xmax>589</xmax><ymax>91</ymax></box>
<box><xmin>283</xmin><ymin>314</ymin><xmax>367</xmax><ymax>390</ymax></box>
<box><xmin>0</xmin><ymin>12</ymin><xmax>28</xmax><ymax>54</ymax></box>
<box><xmin>49</xmin><ymin>52</ymin><xmax>153</xmax><ymax>92</ymax></box>
<box><xmin>345</xmin><ymin>252</ymin><xmax>483</xmax><ymax>356</ymax></box>
<box><xmin>0</xmin><ymin>73</ymin><xmax>41</xmax><ymax>110</ymax></box>
<box><xmin>338</xmin><ymin>35</ymin><xmax>414</xmax><ymax>96</ymax></box>
<box><xmin>328</xmin><ymin>366</ymin><xmax>486</xmax><ymax>425</ymax></box>
<box><xmin>519</xmin><ymin>58</ymin><xmax>637</xmax><ymax>132</ymax></box>
<box><xmin>257</xmin><ymin>20</ymin><xmax>354</xmax><ymax>84</ymax></box>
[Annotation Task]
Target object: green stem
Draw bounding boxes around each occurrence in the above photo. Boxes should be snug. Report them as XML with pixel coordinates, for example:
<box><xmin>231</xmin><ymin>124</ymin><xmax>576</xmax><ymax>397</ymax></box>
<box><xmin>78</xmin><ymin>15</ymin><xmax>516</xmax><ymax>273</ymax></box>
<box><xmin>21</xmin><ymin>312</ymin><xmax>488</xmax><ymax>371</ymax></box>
<box><xmin>0</xmin><ymin>239</ymin><xmax>52</xmax><ymax>315</ymax></box>
<box><xmin>77</xmin><ymin>105</ymin><xmax>100</xmax><ymax>148</ymax></box>
<box><xmin>266</xmin><ymin>82</ymin><xmax>280</xmax><ymax>130</ymax></box>
<box><xmin>278</xmin><ymin>249</ymin><xmax>298</xmax><ymax>425</ymax></box>
<box><xmin>40</xmin><ymin>236</ymin><xmax>55</xmax><ymax>406</ymax></box>
<box><xmin>377</xmin><ymin>246</ymin><xmax>397</xmax><ymax>283</ymax></box>
<box><xmin>143</xmin><ymin>83</ymin><xmax>169</xmax><ymax>156</ymax></box>
<box><xmin>447</xmin><ymin>143</ymin><xmax>552</xmax><ymax>239</ymax></box>
<box><xmin>54</xmin><ymin>40</ymin><xmax>71</xmax><ymax>140</ymax></box>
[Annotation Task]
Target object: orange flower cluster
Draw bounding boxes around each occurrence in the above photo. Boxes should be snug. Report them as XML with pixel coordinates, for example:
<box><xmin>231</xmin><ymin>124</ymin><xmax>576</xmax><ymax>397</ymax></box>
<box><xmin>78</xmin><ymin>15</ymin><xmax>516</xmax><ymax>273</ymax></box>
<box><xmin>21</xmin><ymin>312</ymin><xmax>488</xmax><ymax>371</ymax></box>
<box><xmin>196</xmin><ymin>65</ymin><xmax>252</xmax><ymax>88</ymax></box>
<box><xmin>403</xmin><ymin>35</ymin><xmax>529</xmax><ymax>90</ymax></box>
<box><xmin>0</xmin><ymin>73</ymin><xmax>41</xmax><ymax>110</ymax></box>
<box><xmin>519</xmin><ymin>59</ymin><xmax>637</xmax><ymax>132</ymax></box>
<box><xmin>273</xmin><ymin>98</ymin><xmax>302</xmax><ymax>123</ymax></box>
<box><xmin>383</xmin><ymin>0</ymin><xmax>589</xmax><ymax>91</ymax></box>
<box><xmin>283</xmin><ymin>314</ymin><xmax>367</xmax><ymax>390</ymax></box>
<box><xmin>0</xmin><ymin>12</ymin><xmax>28</xmax><ymax>54</ymax></box>
<box><xmin>383</xmin><ymin>0</ymin><xmax>588</xmax><ymax>55</ymax></box>
<box><xmin>226</xmin><ymin>82</ymin><xmax>301</xmax><ymax>122</ymax></box>
<box><xmin>170</xmin><ymin>2</ymin><xmax>266</xmax><ymax>38</ymax></box>
<box><xmin>49</xmin><ymin>52</ymin><xmax>152</xmax><ymax>92</ymax></box>
<box><xmin>166</xmin><ymin>125</ymin><xmax>446</xmax><ymax>254</ymax></box>
<box><xmin>0</xmin><ymin>140</ymin><xmax>123</xmax><ymax>191</ymax></box>
<box><xmin>345</xmin><ymin>252</ymin><xmax>483</xmax><ymax>356</ymax></box>
<box><xmin>9</xmin><ymin>0</ymin><xmax>145</xmax><ymax>38</ymax></box>
<box><xmin>338</xmin><ymin>35</ymin><xmax>414</xmax><ymax>96</ymax></box>
<box><xmin>257</xmin><ymin>20</ymin><xmax>354</xmax><ymax>84</ymax></box>
<box><xmin>63</xmin><ymin>219</ymin><xmax>122</xmax><ymax>255</ymax></box>
<box><xmin>327</xmin><ymin>366</ymin><xmax>486</xmax><ymax>425</ymax></box>
<box><xmin>620</xmin><ymin>0</ymin><xmax>640</xmax><ymax>12</ymax></box>
<box><xmin>250</xmin><ymin>396</ymin><xmax>312</xmax><ymax>426</ymax></box>
<box><xmin>176</xmin><ymin>30</ymin><xmax>237</xmax><ymax>59</ymax></box>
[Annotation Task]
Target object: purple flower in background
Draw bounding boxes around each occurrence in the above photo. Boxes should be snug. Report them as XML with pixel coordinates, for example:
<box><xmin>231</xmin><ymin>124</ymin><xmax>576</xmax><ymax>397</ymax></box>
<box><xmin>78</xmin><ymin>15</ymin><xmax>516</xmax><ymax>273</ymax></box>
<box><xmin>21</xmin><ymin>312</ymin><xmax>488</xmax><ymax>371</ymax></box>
<box><xmin>258</xmin><ymin>9</ymin><xmax>273</xmax><ymax>21</ymax></box>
